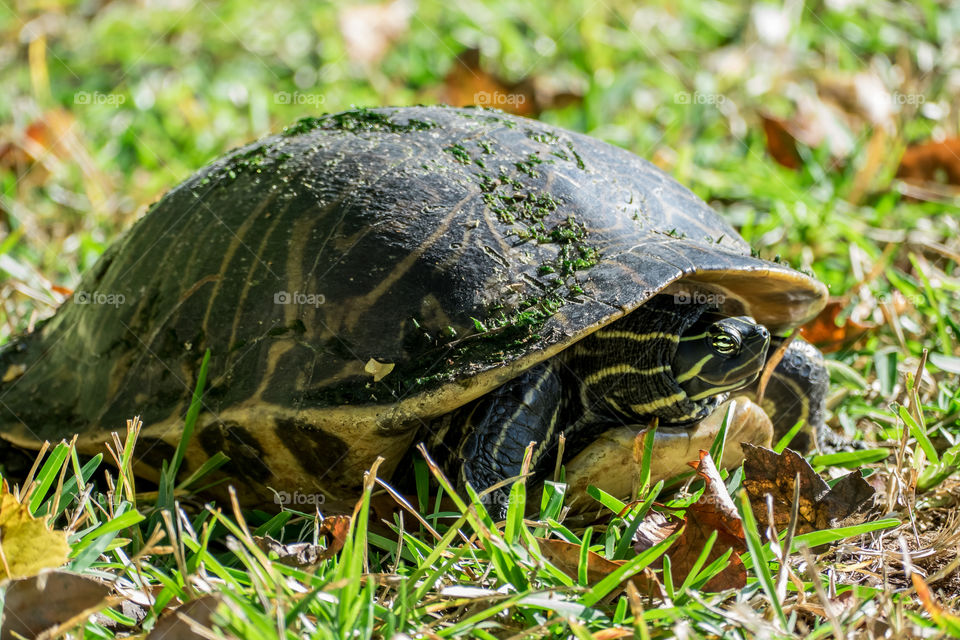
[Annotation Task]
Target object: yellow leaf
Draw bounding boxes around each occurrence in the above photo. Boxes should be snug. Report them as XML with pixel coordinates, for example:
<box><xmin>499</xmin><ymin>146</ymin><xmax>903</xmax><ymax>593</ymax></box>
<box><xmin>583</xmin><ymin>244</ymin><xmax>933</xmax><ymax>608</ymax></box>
<box><xmin>0</xmin><ymin>484</ymin><xmax>70</xmax><ymax>580</ymax></box>
<box><xmin>364</xmin><ymin>358</ymin><xmax>395</xmax><ymax>382</ymax></box>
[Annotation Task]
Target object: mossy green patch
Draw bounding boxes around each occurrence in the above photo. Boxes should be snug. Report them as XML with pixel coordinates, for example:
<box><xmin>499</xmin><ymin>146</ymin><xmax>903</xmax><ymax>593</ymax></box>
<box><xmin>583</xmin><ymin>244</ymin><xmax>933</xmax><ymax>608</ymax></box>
<box><xmin>282</xmin><ymin>108</ymin><xmax>436</xmax><ymax>137</ymax></box>
<box><xmin>565</xmin><ymin>141</ymin><xmax>586</xmax><ymax>170</ymax></box>
<box><xmin>210</xmin><ymin>143</ymin><xmax>272</xmax><ymax>184</ymax></box>
<box><xmin>481</xmin><ymin>184</ymin><xmax>560</xmax><ymax>226</ymax></box>
<box><xmin>525</xmin><ymin>128</ymin><xmax>560</xmax><ymax>145</ymax></box>
<box><xmin>515</xmin><ymin>153</ymin><xmax>550</xmax><ymax>178</ymax></box>
<box><xmin>444</xmin><ymin>143</ymin><xmax>471</xmax><ymax>165</ymax></box>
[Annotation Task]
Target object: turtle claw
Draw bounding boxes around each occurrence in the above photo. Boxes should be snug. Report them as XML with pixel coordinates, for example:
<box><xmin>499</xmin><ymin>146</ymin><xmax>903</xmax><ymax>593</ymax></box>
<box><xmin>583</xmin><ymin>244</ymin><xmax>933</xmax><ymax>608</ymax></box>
<box><xmin>814</xmin><ymin>425</ymin><xmax>869</xmax><ymax>454</ymax></box>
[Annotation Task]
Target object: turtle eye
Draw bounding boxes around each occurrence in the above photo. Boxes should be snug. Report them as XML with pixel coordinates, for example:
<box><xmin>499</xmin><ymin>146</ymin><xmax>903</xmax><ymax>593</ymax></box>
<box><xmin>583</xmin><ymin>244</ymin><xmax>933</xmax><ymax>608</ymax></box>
<box><xmin>709</xmin><ymin>329</ymin><xmax>741</xmax><ymax>356</ymax></box>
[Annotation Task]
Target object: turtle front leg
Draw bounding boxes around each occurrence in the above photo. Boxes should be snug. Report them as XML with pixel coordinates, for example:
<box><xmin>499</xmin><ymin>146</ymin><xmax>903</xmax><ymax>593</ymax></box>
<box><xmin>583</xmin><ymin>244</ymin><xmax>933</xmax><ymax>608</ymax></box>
<box><xmin>456</xmin><ymin>362</ymin><xmax>564</xmax><ymax>519</ymax></box>
<box><xmin>751</xmin><ymin>337</ymin><xmax>851</xmax><ymax>451</ymax></box>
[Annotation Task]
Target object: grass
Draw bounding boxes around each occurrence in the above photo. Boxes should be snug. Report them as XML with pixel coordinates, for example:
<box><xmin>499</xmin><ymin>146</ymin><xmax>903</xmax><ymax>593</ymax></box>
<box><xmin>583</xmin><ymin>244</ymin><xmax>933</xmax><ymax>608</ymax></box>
<box><xmin>1</xmin><ymin>0</ymin><xmax>960</xmax><ymax>637</ymax></box>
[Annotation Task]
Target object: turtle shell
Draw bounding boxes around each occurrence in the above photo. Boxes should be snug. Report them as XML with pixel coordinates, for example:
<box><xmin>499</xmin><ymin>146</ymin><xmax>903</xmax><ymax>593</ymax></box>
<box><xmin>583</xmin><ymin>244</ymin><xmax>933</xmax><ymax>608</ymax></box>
<box><xmin>0</xmin><ymin>106</ymin><xmax>826</xmax><ymax>505</ymax></box>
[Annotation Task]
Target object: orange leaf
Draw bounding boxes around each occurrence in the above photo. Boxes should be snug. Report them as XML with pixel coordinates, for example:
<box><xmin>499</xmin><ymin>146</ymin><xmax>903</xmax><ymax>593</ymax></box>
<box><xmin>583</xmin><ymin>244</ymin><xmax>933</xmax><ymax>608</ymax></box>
<box><xmin>50</xmin><ymin>285</ymin><xmax>73</xmax><ymax>297</ymax></box>
<box><xmin>441</xmin><ymin>49</ymin><xmax>538</xmax><ymax>117</ymax></box>
<box><xmin>673</xmin><ymin>451</ymin><xmax>746</xmax><ymax>591</ymax></box>
<box><xmin>319</xmin><ymin>515</ymin><xmax>351</xmax><ymax>557</ymax></box>
<box><xmin>761</xmin><ymin>115</ymin><xmax>802</xmax><ymax>169</ymax></box>
<box><xmin>897</xmin><ymin>138</ymin><xmax>960</xmax><ymax>186</ymax></box>
<box><xmin>632</xmin><ymin>451</ymin><xmax>747</xmax><ymax>592</ymax></box>
<box><xmin>912</xmin><ymin>573</ymin><xmax>960</xmax><ymax>632</ymax></box>
<box><xmin>799</xmin><ymin>299</ymin><xmax>872</xmax><ymax>353</ymax></box>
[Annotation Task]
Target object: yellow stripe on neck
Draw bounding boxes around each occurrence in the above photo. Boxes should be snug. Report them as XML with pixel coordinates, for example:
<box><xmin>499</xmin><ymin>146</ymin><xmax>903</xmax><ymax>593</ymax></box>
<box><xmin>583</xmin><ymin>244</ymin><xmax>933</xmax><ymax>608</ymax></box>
<box><xmin>584</xmin><ymin>364</ymin><xmax>669</xmax><ymax>386</ymax></box>
<box><xmin>629</xmin><ymin>392</ymin><xmax>687</xmax><ymax>415</ymax></box>
<box><xmin>592</xmin><ymin>330</ymin><xmax>680</xmax><ymax>342</ymax></box>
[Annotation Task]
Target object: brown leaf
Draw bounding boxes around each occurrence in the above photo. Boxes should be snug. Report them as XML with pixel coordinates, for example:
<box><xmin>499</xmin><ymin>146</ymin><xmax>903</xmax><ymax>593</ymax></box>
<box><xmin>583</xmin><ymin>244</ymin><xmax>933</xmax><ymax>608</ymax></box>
<box><xmin>684</xmin><ymin>451</ymin><xmax>744</xmax><ymax>541</ymax></box>
<box><xmin>799</xmin><ymin>298</ymin><xmax>872</xmax><ymax>353</ymax></box>
<box><xmin>2</xmin><ymin>572</ymin><xmax>111</xmax><ymax>640</ymax></box>
<box><xmin>896</xmin><ymin>138</ymin><xmax>960</xmax><ymax>186</ymax></box>
<box><xmin>440</xmin><ymin>50</ymin><xmax>582</xmax><ymax>120</ymax></box>
<box><xmin>0</xmin><ymin>110</ymin><xmax>74</xmax><ymax>182</ymax></box>
<box><xmin>319</xmin><ymin>514</ymin><xmax>351</xmax><ymax>556</ymax></box>
<box><xmin>631</xmin><ymin>509</ymin><xmax>679</xmax><ymax>550</ymax></box>
<box><xmin>441</xmin><ymin>49</ymin><xmax>538</xmax><ymax>117</ymax></box>
<box><xmin>254</xmin><ymin>536</ymin><xmax>325</xmax><ymax>568</ymax></box>
<box><xmin>147</xmin><ymin>594</ymin><xmax>227</xmax><ymax>640</ymax></box>
<box><xmin>629</xmin><ymin>452</ymin><xmax>747</xmax><ymax>592</ymax></box>
<box><xmin>671</xmin><ymin>451</ymin><xmax>746</xmax><ymax>591</ymax></box>
<box><xmin>538</xmin><ymin>538</ymin><xmax>659</xmax><ymax>597</ymax></box>
<box><xmin>759</xmin><ymin>87</ymin><xmax>857</xmax><ymax>170</ymax></box>
<box><xmin>742</xmin><ymin>444</ymin><xmax>876</xmax><ymax>535</ymax></box>
<box><xmin>539</xmin><ymin>537</ymin><xmax>627</xmax><ymax>584</ymax></box>
<box><xmin>761</xmin><ymin>114</ymin><xmax>802</xmax><ymax>169</ymax></box>
<box><xmin>338</xmin><ymin>0</ymin><xmax>413</xmax><ymax>66</ymax></box>
<box><xmin>253</xmin><ymin>515</ymin><xmax>349</xmax><ymax>568</ymax></box>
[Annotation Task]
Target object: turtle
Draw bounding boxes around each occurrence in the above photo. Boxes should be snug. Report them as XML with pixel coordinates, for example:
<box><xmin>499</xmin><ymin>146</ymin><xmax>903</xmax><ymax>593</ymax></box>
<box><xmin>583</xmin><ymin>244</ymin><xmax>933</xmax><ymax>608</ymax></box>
<box><xmin>0</xmin><ymin>105</ymin><xmax>835</xmax><ymax>514</ymax></box>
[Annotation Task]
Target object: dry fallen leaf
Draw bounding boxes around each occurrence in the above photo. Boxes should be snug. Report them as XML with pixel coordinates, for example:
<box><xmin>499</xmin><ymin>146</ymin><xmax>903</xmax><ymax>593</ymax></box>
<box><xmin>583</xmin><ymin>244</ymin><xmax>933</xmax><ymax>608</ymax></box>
<box><xmin>441</xmin><ymin>48</ymin><xmax>538</xmax><ymax>117</ymax></box>
<box><xmin>542</xmin><ymin>451</ymin><xmax>752</xmax><ymax>594</ymax></box>
<box><xmin>253</xmin><ymin>517</ymin><xmax>350</xmax><ymax>569</ymax></box>
<box><xmin>440</xmin><ymin>49</ymin><xmax>582</xmax><ymax>117</ymax></box>
<box><xmin>364</xmin><ymin>358</ymin><xmax>395</xmax><ymax>382</ymax></box>
<box><xmin>759</xmin><ymin>91</ymin><xmax>854</xmax><ymax>170</ymax></box>
<box><xmin>319</xmin><ymin>514</ymin><xmax>351</xmax><ymax>554</ymax></box>
<box><xmin>912</xmin><ymin>573</ymin><xmax>960</xmax><ymax>634</ymax></box>
<box><xmin>761</xmin><ymin>114</ymin><xmax>803</xmax><ymax>169</ymax></box>
<box><xmin>665</xmin><ymin>451</ymin><xmax>746</xmax><ymax>591</ymax></box>
<box><xmin>799</xmin><ymin>298</ymin><xmax>873</xmax><ymax>353</ymax></box>
<box><xmin>2</xmin><ymin>572</ymin><xmax>111</xmax><ymax>640</ymax></box>
<box><xmin>742</xmin><ymin>444</ymin><xmax>876</xmax><ymax>535</ymax></box>
<box><xmin>0</xmin><ymin>110</ymin><xmax>72</xmax><ymax>169</ymax></box>
<box><xmin>537</xmin><ymin>537</ymin><xmax>659</xmax><ymax>597</ymax></box>
<box><xmin>0</xmin><ymin>481</ymin><xmax>71</xmax><ymax>580</ymax></box>
<box><xmin>535</xmin><ymin>453</ymin><xmax>747</xmax><ymax>596</ymax></box>
<box><xmin>147</xmin><ymin>594</ymin><xmax>226</xmax><ymax>640</ymax></box>
<box><xmin>629</xmin><ymin>451</ymin><xmax>747</xmax><ymax>592</ymax></box>
<box><xmin>896</xmin><ymin>138</ymin><xmax>960</xmax><ymax>186</ymax></box>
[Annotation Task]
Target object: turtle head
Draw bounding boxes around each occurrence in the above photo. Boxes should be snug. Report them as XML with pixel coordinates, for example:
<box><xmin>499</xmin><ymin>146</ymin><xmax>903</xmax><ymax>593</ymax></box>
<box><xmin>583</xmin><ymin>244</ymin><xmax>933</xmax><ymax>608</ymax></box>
<box><xmin>672</xmin><ymin>314</ymin><xmax>770</xmax><ymax>403</ymax></box>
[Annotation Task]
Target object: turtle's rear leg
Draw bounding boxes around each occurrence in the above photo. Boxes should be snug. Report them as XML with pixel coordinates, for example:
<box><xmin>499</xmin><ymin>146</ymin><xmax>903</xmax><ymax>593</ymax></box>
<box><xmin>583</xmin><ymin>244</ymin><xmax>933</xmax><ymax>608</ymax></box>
<box><xmin>751</xmin><ymin>337</ymin><xmax>857</xmax><ymax>452</ymax></box>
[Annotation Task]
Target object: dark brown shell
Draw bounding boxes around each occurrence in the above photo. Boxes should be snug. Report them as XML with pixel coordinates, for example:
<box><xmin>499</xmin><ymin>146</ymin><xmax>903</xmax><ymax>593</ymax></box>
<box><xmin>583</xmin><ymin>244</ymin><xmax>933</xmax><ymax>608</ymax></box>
<box><xmin>0</xmin><ymin>106</ymin><xmax>826</xmax><ymax>504</ymax></box>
